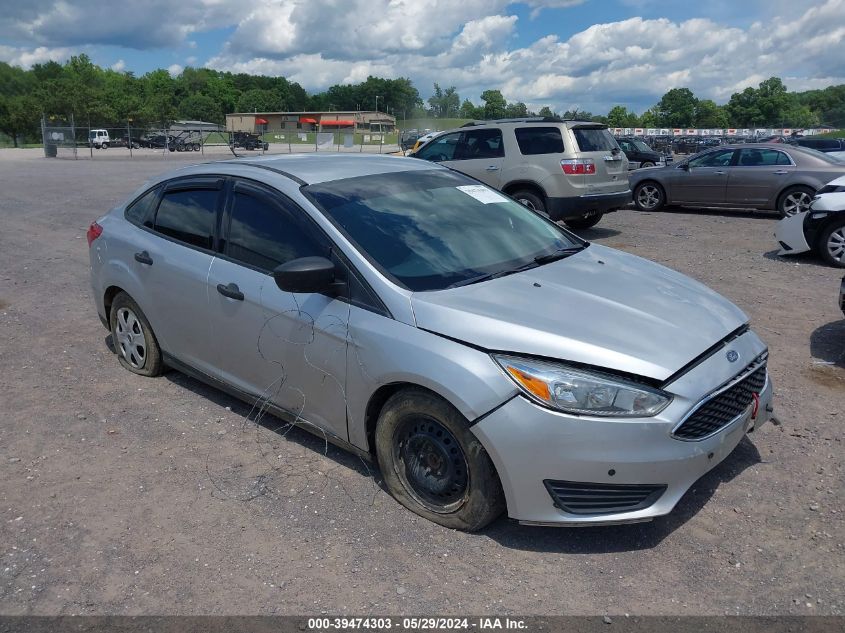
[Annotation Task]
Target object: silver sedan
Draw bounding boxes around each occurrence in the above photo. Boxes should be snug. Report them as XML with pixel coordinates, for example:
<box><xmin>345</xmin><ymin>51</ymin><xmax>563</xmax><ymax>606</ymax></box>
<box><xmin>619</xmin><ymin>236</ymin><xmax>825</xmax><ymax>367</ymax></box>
<box><xmin>88</xmin><ymin>154</ymin><xmax>773</xmax><ymax>530</ymax></box>
<box><xmin>630</xmin><ymin>143</ymin><xmax>845</xmax><ymax>217</ymax></box>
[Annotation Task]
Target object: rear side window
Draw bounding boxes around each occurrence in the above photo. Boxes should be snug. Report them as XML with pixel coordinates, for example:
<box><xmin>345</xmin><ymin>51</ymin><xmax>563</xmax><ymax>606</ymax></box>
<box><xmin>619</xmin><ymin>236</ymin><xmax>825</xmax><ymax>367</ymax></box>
<box><xmin>153</xmin><ymin>189</ymin><xmax>218</xmax><ymax>249</ymax></box>
<box><xmin>226</xmin><ymin>189</ymin><xmax>326</xmax><ymax>271</ymax></box>
<box><xmin>125</xmin><ymin>187</ymin><xmax>158</xmax><ymax>225</ymax></box>
<box><xmin>571</xmin><ymin>127</ymin><xmax>617</xmax><ymax>152</ymax></box>
<box><xmin>737</xmin><ymin>148</ymin><xmax>791</xmax><ymax>166</ymax></box>
<box><xmin>515</xmin><ymin>127</ymin><xmax>564</xmax><ymax>155</ymax></box>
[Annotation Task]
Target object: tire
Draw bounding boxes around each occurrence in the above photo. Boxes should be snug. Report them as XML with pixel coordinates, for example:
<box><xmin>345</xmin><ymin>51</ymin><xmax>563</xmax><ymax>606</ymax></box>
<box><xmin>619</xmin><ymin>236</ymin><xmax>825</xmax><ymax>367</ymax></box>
<box><xmin>564</xmin><ymin>213</ymin><xmax>603</xmax><ymax>229</ymax></box>
<box><xmin>633</xmin><ymin>181</ymin><xmax>665</xmax><ymax>211</ymax></box>
<box><xmin>192</xmin><ymin>144</ymin><xmax>200</xmax><ymax>151</ymax></box>
<box><xmin>375</xmin><ymin>388</ymin><xmax>505</xmax><ymax>531</ymax></box>
<box><xmin>640</xmin><ymin>161</ymin><xmax>655</xmax><ymax>168</ymax></box>
<box><xmin>101</xmin><ymin>143</ymin><xmax>109</xmax><ymax>149</ymax></box>
<box><xmin>512</xmin><ymin>189</ymin><xmax>548</xmax><ymax>216</ymax></box>
<box><xmin>109</xmin><ymin>292</ymin><xmax>164</xmax><ymax>377</ymax></box>
<box><xmin>818</xmin><ymin>219</ymin><xmax>845</xmax><ymax>268</ymax></box>
<box><xmin>778</xmin><ymin>186</ymin><xmax>814</xmax><ymax>218</ymax></box>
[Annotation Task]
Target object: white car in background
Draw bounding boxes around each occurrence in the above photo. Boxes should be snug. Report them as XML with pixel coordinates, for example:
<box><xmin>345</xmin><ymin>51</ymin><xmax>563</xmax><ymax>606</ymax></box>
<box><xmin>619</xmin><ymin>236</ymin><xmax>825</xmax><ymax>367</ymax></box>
<box><xmin>776</xmin><ymin>174</ymin><xmax>845</xmax><ymax>267</ymax></box>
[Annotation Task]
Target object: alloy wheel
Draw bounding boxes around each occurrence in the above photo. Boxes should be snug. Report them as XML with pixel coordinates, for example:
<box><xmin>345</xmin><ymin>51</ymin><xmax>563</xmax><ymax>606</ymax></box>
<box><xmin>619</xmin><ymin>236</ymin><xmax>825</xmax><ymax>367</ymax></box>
<box><xmin>115</xmin><ymin>307</ymin><xmax>147</xmax><ymax>369</ymax></box>
<box><xmin>782</xmin><ymin>191</ymin><xmax>812</xmax><ymax>217</ymax></box>
<box><xmin>637</xmin><ymin>184</ymin><xmax>661</xmax><ymax>210</ymax></box>
<box><xmin>827</xmin><ymin>226</ymin><xmax>845</xmax><ymax>263</ymax></box>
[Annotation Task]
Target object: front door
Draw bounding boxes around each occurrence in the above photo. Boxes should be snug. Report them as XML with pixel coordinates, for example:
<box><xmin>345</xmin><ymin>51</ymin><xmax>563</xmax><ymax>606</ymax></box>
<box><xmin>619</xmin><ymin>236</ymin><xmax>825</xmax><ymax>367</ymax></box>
<box><xmin>207</xmin><ymin>180</ymin><xmax>349</xmax><ymax>441</ymax></box>
<box><xmin>674</xmin><ymin>148</ymin><xmax>735</xmax><ymax>204</ymax></box>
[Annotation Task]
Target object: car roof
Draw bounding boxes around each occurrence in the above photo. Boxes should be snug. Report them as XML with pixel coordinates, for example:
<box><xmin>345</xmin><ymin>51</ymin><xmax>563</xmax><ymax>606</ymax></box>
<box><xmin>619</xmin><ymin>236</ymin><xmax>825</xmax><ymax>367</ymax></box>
<box><xmin>218</xmin><ymin>153</ymin><xmax>441</xmax><ymax>185</ymax></box>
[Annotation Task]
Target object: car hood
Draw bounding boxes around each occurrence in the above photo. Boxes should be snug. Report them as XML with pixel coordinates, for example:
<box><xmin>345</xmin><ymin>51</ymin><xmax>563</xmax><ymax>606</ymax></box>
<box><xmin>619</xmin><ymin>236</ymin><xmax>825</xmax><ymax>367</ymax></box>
<box><xmin>411</xmin><ymin>244</ymin><xmax>748</xmax><ymax>382</ymax></box>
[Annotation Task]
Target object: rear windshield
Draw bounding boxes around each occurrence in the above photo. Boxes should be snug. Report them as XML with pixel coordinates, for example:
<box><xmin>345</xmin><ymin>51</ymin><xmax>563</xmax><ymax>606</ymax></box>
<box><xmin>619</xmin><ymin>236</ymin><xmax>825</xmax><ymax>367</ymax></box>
<box><xmin>572</xmin><ymin>127</ymin><xmax>618</xmax><ymax>152</ymax></box>
<box><xmin>515</xmin><ymin>127</ymin><xmax>564</xmax><ymax>155</ymax></box>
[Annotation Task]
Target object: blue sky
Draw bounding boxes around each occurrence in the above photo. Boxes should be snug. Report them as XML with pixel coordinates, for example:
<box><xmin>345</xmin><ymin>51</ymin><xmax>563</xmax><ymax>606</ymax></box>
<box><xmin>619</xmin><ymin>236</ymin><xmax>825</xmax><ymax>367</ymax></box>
<box><xmin>1</xmin><ymin>0</ymin><xmax>842</xmax><ymax>114</ymax></box>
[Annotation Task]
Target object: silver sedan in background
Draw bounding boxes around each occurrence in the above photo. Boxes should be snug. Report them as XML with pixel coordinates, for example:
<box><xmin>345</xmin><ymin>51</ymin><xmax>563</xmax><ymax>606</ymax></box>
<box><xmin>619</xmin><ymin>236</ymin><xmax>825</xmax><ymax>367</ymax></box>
<box><xmin>88</xmin><ymin>154</ymin><xmax>773</xmax><ymax>530</ymax></box>
<box><xmin>630</xmin><ymin>143</ymin><xmax>845</xmax><ymax>217</ymax></box>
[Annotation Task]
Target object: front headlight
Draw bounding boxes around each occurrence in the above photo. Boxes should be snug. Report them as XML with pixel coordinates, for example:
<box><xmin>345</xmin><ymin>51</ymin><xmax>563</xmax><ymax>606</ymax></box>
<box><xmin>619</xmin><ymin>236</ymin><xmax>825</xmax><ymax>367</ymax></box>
<box><xmin>493</xmin><ymin>355</ymin><xmax>671</xmax><ymax>417</ymax></box>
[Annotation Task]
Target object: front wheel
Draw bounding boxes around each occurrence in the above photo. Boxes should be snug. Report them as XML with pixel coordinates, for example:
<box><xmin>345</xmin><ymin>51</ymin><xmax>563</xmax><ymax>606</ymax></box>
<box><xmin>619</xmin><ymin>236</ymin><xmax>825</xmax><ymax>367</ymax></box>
<box><xmin>109</xmin><ymin>292</ymin><xmax>164</xmax><ymax>377</ymax></box>
<box><xmin>634</xmin><ymin>181</ymin><xmax>665</xmax><ymax>211</ymax></box>
<box><xmin>640</xmin><ymin>161</ymin><xmax>655</xmax><ymax>168</ymax></box>
<box><xmin>564</xmin><ymin>213</ymin><xmax>603</xmax><ymax>229</ymax></box>
<box><xmin>818</xmin><ymin>219</ymin><xmax>845</xmax><ymax>267</ymax></box>
<box><xmin>375</xmin><ymin>388</ymin><xmax>505</xmax><ymax>531</ymax></box>
<box><xmin>778</xmin><ymin>186</ymin><xmax>814</xmax><ymax>218</ymax></box>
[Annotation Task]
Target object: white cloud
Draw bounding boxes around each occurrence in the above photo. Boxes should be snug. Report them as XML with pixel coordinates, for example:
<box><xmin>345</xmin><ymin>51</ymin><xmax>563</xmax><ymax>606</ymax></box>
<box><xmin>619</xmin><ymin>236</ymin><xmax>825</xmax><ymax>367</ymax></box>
<box><xmin>111</xmin><ymin>59</ymin><xmax>125</xmax><ymax>71</ymax></box>
<box><xmin>167</xmin><ymin>63</ymin><xmax>183</xmax><ymax>76</ymax></box>
<box><xmin>0</xmin><ymin>44</ymin><xmax>74</xmax><ymax>68</ymax></box>
<box><xmin>1</xmin><ymin>0</ymin><xmax>843</xmax><ymax>115</ymax></box>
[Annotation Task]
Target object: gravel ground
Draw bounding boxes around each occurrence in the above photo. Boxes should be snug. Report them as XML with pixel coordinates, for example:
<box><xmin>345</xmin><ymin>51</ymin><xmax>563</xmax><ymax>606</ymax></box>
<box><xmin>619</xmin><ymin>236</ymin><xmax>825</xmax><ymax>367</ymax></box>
<box><xmin>0</xmin><ymin>148</ymin><xmax>843</xmax><ymax>616</ymax></box>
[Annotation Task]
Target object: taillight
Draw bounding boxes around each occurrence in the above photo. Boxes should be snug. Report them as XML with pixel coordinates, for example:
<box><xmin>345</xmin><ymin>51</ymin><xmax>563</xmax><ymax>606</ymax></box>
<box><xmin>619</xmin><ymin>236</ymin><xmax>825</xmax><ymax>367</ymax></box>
<box><xmin>560</xmin><ymin>158</ymin><xmax>596</xmax><ymax>175</ymax></box>
<box><xmin>87</xmin><ymin>221</ymin><xmax>103</xmax><ymax>247</ymax></box>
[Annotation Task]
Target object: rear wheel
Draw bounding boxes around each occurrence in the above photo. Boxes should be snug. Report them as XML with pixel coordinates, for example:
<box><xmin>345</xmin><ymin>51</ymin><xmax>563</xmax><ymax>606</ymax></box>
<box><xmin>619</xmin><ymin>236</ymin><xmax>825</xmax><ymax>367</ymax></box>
<box><xmin>512</xmin><ymin>189</ymin><xmax>548</xmax><ymax>216</ymax></box>
<box><xmin>818</xmin><ymin>219</ymin><xmax>845</xmax><ymax>267</ymax></box>
<box><xmin>375</xmin><ymin>388</ymin><xmax>505</xmax><ymax>531</ymax></box>
<box><xmin>634</xmin><ymin>181</ymin><xmax>665</xmax><ymax>211</ymax></box>
<box><xmin>109</xmin><ymin>292</ymin><xmax>163</xmax><ymax>377</ymax></box>
<box><xmin>564</xmin><ymin>213</ymin><xmax>603</xmax><ymax>229</ymax></box>
<box><xmin>778</xmin><ymin>186</ymin><xmax>814</xmax><ymax>218</ymax></box>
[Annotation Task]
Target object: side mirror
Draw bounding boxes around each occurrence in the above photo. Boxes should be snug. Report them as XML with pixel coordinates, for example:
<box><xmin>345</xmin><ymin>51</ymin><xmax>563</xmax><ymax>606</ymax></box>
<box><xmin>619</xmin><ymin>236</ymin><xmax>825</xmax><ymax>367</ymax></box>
<box><xmin>273</xmin><ymin>256</ymin><xmax>343</xmax><ymax>295</ymax></box>
<box><xmin>679</xmin><ymin>162</ymin><xmax>690</xmax><ymax>171</ymax></box>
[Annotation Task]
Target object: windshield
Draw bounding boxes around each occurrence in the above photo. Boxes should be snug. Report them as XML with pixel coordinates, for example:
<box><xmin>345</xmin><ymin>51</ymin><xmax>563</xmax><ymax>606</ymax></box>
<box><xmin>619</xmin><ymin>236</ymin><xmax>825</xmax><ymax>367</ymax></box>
<box><xmin>304</xmin><ymin>169</ymin><xmax>584</xmax><ymax>291</ymax></box>
<box><xmin>631</xmin><ymin>139</ymin><xmax>653</xmax><ymax>152</ymax></box>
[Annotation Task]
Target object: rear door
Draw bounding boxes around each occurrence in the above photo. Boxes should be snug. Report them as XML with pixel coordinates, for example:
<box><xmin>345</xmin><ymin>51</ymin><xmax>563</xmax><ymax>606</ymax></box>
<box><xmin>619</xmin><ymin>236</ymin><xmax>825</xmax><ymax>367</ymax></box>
<box><xmin>138</xmin><ymin>177</ymin><xmax>223</xmax><ymax>375</ymax></box>
<box><xmin>727</xmin><ymin>148</ymin><xmax>795</xmax><ymax>206</ymax></box>
<box><xmin>673</xmin><ymin>148</ymin><xmax>735</xmax><ymax>204</ymax></box>
<box><xmin>206</xmin><ymin>179</ymin><xmax>350</xmax><ymax>441</ymax></box>
<box><xmin>569</xmin><ymin>124</ymin><xmax>628</xmax><ymax>194</ymax></box>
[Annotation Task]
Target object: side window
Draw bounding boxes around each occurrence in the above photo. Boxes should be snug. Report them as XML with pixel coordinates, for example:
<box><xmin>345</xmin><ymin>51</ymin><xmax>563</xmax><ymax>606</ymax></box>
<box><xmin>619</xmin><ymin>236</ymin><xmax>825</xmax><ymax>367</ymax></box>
<box><xmin>456</xmin><ymin>129</ymin><xmax>504</xmax><ymax>160</ymax></box>
<box><xmin>688</xmin><ymin>149</ymin><xmax>734</xmax><ymax>168</ymax></box>
<box><xmin>515</xmin><ymin>127</ymin><xmax>565</xmax><ymax>155</ymax></box>
<box><xmin>737</xmin><ymin>148</ymin><xmax>792</xmax><ymax>167</ymax></box>
<box><xmin>226</xmin><ymin>189</ymin><xmax>327</xmax><ymax>271</ymax></box>
<box><xmin>153</xmin><ymin>188</ymin><xmax>218</xmax><ymax>249</ymax></box>
<box><xmin>414</xmin><ymin>133</ymin><xmax>460</xmax><ymax>161</ymax></box>
<box><xmin>125</xmin><ymin>187</ymin><xmax>159</xmax><ymax>225</ymax></box>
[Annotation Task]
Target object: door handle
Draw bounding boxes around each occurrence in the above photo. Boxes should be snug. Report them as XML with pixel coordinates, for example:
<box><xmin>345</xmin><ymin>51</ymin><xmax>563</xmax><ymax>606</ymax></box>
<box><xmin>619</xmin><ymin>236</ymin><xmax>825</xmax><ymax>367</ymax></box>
<box><xmin>134</xmin><ymin>250</ymin><xmax>153</xmax><ymax>265</ymax></box>
<box><xmin>772</xmin><ymin>170</ymin><xmax>788</xmax><ymax>175</ymax></box>
<box><xmin>714</xmin><ymin>170</ymin><xmax>726</xmax><ymax>175</ymax></box>
<box><xmin>486</xmin><ymin>165</ymin><xmax>500</xmax><ymax>171</ymax></box>
<box><xmin>216</xmin><ymin>283</ymin><xmax>244</xmax><ymax>301</ymax></box>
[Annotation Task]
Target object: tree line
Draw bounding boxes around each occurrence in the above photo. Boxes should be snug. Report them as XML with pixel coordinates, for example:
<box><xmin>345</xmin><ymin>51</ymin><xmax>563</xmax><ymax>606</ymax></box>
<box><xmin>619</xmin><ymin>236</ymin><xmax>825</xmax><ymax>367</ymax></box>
<box><xmin>1</xmin><ymin>54</ymin><xmax>843</xmax><ymax>146</ymax></box>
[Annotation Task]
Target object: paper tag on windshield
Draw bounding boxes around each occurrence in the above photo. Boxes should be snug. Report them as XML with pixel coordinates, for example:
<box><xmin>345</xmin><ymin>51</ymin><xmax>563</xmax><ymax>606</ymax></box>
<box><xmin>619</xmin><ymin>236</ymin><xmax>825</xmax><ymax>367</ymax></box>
<box><xmin>456</xmin><ymin>185</ymin><xmax>509</xmax><ymax>204</ymax></box>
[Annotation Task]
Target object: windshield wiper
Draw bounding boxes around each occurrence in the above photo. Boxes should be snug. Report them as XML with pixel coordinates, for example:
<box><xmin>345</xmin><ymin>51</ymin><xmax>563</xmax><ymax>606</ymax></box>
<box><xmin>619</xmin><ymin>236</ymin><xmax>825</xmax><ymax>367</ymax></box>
<box><xmin>533</xmin><ymin>245</ymin><xmax>586</xmax><ymax>264</ymax></box>
<box><xmin>445</xmin><ymin>268</ymin><xmax>523</xmax><ymax>289</ymax></box>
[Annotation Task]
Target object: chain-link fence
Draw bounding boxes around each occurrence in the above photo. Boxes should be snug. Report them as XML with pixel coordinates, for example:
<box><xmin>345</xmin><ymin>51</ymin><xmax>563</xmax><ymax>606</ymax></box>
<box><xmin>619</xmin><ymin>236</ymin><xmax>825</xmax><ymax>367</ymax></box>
<box><xmin>40</xmin><ymin>116</ymin><xmax>400</xmax><ymax>160</ymax></box>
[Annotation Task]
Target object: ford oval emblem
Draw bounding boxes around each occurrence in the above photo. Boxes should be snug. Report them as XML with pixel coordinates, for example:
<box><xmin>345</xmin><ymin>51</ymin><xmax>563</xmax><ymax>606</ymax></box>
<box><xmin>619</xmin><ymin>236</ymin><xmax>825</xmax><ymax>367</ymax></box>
<box><xmin>726</xmin><ymin>350</ymin><xmax>739</xmax><ymax>363</ymax></box>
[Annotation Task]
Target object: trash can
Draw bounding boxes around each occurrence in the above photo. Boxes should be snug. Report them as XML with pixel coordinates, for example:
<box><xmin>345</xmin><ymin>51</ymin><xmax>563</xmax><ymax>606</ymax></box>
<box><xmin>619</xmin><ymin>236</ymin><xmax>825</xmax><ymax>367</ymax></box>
<box><xmin>45</xmin><ymin>143</ymin><xmax>58</xmax><ymax>158</ymax></box>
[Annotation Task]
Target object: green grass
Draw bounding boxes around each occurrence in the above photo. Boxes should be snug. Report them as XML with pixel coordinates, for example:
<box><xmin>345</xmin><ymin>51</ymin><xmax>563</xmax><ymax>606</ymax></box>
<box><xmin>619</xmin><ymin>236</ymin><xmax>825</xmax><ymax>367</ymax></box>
<box><xmin>398</xmin><ymin>118</ymin><xmax>470</xmax><ymax>132</ymax></box>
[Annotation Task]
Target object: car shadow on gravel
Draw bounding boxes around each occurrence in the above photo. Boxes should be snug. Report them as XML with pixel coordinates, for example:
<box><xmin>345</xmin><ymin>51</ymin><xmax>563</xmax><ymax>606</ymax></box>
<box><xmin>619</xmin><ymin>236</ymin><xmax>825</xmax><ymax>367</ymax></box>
<box><xmin>657</xmin><ymin>206</ymin><xmax>780</xmax><ymax>220</ymax></box>
<box><xmin>810</xmin><ymin>319</ymin><xmax>845</xmax><ymax>368</ymax></box>
<box><xmin>569</xmin><ymin>226</ymin><xmax>622</xmax><ymax>240</ymax></box>
<box><xmin>484</xmin><ymin>436</ymin><xmax>763</xmax><ymax>553</ymax></box>
<box><xmin>162</xmin><ymin>370</ymin><xmax>379</xmax><ymax>479</ymax></box>
<box><xmin>762</xmin><ymin>248</ymin><xmax>832</xmax><ymax>268</ymax></box>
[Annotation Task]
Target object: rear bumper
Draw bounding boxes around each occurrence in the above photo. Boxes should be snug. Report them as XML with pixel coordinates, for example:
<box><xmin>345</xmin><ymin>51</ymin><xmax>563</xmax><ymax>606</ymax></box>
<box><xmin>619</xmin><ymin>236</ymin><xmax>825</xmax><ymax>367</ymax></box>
<box><xmin>546</xmin><ymin>190</ymin><xmax>632</xmax><ymax>220</ymax></box>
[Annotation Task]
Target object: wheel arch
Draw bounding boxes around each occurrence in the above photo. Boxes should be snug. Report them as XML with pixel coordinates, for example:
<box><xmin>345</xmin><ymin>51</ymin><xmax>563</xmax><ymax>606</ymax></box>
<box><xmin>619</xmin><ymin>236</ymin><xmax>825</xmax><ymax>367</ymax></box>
<box><xmin>502</xmin><ymin>180</ymin><xmax>547</xmax><ymax>201</ymax></box>
<box><xmin>774</xmin><ymin>183</ymin><xmax>817</xmax><ymax>210</ymax></box>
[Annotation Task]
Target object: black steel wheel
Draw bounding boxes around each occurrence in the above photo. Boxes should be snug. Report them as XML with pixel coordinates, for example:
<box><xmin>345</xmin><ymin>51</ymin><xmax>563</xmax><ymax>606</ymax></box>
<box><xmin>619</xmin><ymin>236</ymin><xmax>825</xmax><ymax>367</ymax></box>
<box><xmin>392</xmin><ymin>415</ymin><xmax>469</xmax><ymax>512</ymax></box>
<box><xmin>375</xmin><ymin>388</ymin><xmax>505</xmax><ymax>531</ymax></box>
